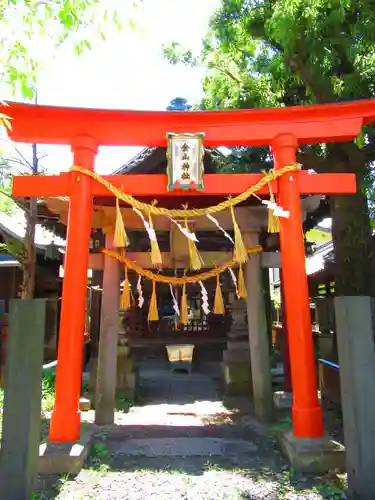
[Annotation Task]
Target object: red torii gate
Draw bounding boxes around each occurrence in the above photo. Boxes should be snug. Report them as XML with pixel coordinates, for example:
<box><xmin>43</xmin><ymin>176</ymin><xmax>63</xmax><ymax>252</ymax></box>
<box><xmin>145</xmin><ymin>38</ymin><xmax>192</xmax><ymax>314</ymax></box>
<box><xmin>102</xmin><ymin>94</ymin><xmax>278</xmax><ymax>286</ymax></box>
<box><xmin>5</xmin><ymin>99</ymin><xmax>375</xmax><ymax>444</ymax></box>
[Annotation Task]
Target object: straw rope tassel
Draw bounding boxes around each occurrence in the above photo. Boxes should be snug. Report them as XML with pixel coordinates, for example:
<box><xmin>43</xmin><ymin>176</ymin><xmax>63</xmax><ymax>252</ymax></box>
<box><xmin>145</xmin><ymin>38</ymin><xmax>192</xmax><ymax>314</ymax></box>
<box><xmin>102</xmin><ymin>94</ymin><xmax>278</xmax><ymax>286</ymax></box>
<box><xmin>148</xmin><ymin>208</ymin><xmax>162</xmax><ymax>267</ymax></box>
<box><xmin>230</xmin><ymin>205</ymin><xmax>248</xmax><ymax>264</ymax></box>
<box><xmin>185</xmin><ymin>217</ymin><xmax>204</xmax><ymax>271</ymax></box>
<box><xmin>214</xmin><ymin>274</ymin><xmax>225</xmax><ymax>315</ymax></box>
<box><xmin>120</xmin><ymin>267</ymin><xmax>131</xmax><ymax>310</ymax></box>
<box><xmin>114</xmin><ymin>197</ymin><xmax>129</xmax><ymax>248</ymax></box>
<box><xmin>102</xmin><ymin>244</ymin><xmax>263</xmax><ymax>285</ymax></box>
<box><xmin>266</xmin><ymin>170</ymin><xmax>280</xmax><ymax>233</ymax></box>
<box><xmin>180</xmin><ymin>282</ymin><xmax>189</xmax><ymax>325</ymax></box>
<box><xmin>237</xmin><ymin>264</ymin><xmax>247</xmax><ymax>299</ymax></box>
<box><xmin>148</xmin><ymin>280</ymin><xmax>159</xmax><ymax>321</ymax></box>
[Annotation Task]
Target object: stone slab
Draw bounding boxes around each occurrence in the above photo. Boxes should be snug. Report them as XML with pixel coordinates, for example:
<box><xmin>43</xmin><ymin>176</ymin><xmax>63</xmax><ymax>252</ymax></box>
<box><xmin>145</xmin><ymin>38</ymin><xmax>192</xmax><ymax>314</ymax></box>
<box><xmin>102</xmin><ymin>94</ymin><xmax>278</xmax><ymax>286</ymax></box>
<box><xmin>226</xmin><ymin>340</ymin><xmax>249</xmax><ymax>352</ymax></box>
<box><xmin>273</xmin><ymin>391</ymin><xmax>293</xmax><ymax>409</ymax></box>
<box><xmin>278</xmin><ymin>430</ymin><xmax>345</xmax><ymax>473</ymax></box>
<box><xmin>223</xmin><ymin>349</ymin><xmax>250</xmax><ymax>364</ymax></box>
<box><xmin>0</xmin><ymin>300</ymin><xmax>46</xmax><ymax>500</ymax></box>
<box><xmin>115</xmin><ymin>438</ymin><xmax>257</xmax><ymax>457</ymax></box>
<box><xmin>39</xmin><ymin>430</ymin><xmax>92</xmax><ymax>475</ymax></box>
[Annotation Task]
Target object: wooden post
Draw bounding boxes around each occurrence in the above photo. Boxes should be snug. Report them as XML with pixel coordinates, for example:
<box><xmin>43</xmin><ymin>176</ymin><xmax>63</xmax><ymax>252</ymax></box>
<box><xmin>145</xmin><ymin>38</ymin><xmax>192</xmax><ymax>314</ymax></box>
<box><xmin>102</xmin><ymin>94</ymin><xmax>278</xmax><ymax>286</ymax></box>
<box><xmin>90</xmin><ymin>271</ymin><xmax>103</xmax><ymax>359</ymax></box>
<box><xmin>280</xmin><ymin>272</ymin><xmax>292</xmax><ymax>393</ymax></box>
<box><xmin>273</xmin><ymin>134</ymin><xmax>324</xmax><ymax>438</ymax></box>
<box><xmin>87</xmin><ymin>270</ymin><xmax>102</xmax><ymax>395</ymax></box>
<box><xmin>244</xmin><ymin>232</ymin><xmax>273</xmax><ymax>421</ymax></box>
<box><xmin>95</xmin><ymin>236</ymin><xmax>120</xmax><ymax>425</ymax></box>
<box><xmin>0</xmin><ymin>300</ymin><xmax>46</xmax><ymax>500</ymax></box>
<box><xmin>49</xmin><ymin>137</ymin><xmax>98</xmax><ymax>442</ymax></box>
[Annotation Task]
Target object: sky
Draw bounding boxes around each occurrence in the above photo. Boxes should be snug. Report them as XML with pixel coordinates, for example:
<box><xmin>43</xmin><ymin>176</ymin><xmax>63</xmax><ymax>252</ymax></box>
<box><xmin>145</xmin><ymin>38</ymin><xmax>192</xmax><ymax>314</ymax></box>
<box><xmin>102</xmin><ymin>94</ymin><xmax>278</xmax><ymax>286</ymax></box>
<box><xmin>1</xmin><ymin>0</ymin><xmax>221</xmax><ymax>175</ymax></box>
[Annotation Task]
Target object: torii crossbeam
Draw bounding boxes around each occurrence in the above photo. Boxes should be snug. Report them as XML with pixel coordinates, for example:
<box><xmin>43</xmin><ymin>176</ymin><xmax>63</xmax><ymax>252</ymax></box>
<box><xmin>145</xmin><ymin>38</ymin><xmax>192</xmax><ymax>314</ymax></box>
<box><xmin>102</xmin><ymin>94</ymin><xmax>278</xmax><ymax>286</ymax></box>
<box><xmin>5</xmin><ymin>98</ymin><xmax>375</xmax><ymax>444</ymax></box>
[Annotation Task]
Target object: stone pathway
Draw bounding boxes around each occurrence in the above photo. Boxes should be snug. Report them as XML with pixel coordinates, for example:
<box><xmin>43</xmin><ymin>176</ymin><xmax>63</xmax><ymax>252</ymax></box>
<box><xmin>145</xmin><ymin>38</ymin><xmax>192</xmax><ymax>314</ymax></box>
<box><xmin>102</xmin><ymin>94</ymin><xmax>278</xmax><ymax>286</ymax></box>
<box><xmin>36</xmin><ymin>364</ymin><xmax>348</xmax><ymax>499</ymax></box>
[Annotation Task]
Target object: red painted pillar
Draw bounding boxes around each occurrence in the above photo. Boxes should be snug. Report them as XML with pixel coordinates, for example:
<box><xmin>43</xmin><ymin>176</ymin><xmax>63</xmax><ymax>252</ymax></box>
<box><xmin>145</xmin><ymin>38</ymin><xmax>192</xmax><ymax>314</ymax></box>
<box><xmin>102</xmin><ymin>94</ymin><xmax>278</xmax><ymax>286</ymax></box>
<box><xmin>273</xmin><ymin>134</ymin><xmax>324</xmax><ymax>438</ymax></box>
<box><xmin>49</xmin><ymin>136</ymin><xmax>98</xmax><ymax>442</ymax></box>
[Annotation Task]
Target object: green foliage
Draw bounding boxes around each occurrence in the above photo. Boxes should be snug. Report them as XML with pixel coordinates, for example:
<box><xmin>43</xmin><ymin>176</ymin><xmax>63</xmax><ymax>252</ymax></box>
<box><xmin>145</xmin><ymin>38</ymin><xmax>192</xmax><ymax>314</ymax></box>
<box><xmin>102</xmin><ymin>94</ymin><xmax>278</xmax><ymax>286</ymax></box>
<box><xmin>0</xmin><ymin>235</ymin><xmax>27</xmax><ymax>260</ymax></box>
<box><xmin>164</xmin><ymin>1</ymin><xmax>375</xmax><ymax>295</ymax></box>
<box><xmin>0</xmin><ymin>374</ymin><xmax>56</xmax><ymax>441</ymax></box>
<box><xmin>0</xmin><ymin>182</ymin><xmax>16</xmax><ymax>216</ymax></box>
<box><xmin>164</xmin><ymin>0</ymin><xmax>375</xmax><ymax>163</ymax></box>
<box><xmin>0</xmin><ymin>0</ymin><xmax>141</xmax><ymax>98</ymax></box>
<box><xmin>41</xmin><ymin>373</ymin><xmax>56</xmax><ymax>412</ymax></box>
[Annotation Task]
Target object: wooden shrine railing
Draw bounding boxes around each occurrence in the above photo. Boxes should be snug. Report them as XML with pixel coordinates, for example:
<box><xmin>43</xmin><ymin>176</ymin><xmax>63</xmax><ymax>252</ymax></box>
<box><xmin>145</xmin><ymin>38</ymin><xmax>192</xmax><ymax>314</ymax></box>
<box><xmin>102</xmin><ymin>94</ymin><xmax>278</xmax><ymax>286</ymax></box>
<box><xmin>122</xmin><ymin>310</ymin><xmax>231</xmax><ymax>340</ymax></box>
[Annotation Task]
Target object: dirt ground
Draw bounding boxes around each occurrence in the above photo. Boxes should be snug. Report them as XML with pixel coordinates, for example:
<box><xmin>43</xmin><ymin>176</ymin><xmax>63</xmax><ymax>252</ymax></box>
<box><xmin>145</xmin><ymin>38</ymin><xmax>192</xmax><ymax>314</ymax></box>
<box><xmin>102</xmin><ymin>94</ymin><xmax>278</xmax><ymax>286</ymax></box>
<box><xmin>34</xmin><ymin>366</ymin><xmax>348</xmax><ymax>500</ymax></box>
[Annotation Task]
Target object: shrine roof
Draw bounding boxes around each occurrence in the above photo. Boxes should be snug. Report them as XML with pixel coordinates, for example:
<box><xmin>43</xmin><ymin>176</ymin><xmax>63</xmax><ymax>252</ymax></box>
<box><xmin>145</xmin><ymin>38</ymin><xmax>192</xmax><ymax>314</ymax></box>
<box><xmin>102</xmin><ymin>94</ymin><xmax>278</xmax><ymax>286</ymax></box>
<box><xmin>113</xmin><ymin>146</ymin><xmax>223</xmax><ymax>175</ymax></box>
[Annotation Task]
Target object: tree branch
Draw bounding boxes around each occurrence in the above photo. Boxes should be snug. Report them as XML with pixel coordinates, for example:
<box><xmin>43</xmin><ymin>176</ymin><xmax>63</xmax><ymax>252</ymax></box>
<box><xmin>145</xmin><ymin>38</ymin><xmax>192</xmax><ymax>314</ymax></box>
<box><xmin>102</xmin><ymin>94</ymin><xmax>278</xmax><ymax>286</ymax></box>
<box><xmin>214</xmin><ymin>65</ymin><xmax>242</xmax><ymax>84</ymax></box>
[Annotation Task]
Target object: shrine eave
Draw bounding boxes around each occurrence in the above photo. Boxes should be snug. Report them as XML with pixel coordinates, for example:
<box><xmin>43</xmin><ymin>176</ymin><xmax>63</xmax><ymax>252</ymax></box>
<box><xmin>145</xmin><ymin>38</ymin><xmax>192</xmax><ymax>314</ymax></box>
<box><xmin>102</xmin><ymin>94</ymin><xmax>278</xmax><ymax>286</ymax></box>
<box><xmin>3</xmin><ymin>98</ymin><xmax>375</xmax><ymax>147</ymax></box>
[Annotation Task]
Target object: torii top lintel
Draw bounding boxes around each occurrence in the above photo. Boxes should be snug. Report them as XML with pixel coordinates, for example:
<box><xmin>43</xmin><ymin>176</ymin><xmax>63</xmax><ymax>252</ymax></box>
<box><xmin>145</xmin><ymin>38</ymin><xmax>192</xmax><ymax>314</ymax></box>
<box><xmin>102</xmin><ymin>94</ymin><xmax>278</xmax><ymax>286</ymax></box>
<box><xmin>3</xmin><ymin>98</ymin><xmax>375</xmax><ymax>147</ymax></box>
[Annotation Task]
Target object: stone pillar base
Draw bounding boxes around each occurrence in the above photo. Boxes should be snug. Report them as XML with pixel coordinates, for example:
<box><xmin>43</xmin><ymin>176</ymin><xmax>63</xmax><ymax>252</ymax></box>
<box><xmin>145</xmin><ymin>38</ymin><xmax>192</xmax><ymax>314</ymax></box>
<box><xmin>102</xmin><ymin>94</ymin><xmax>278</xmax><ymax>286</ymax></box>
<box><xmin>278</xmin><ymin>430</ymin><xmax>345</xmax><ymax>473</ymax></box>
<box><xmin>222</xmin><ymin>362</ymin><xmax>252</xmax><ymax>395</ymax></box>
<box><xmin>39</xmin><ymin>429</ymin><xmax>92</xmax><ymax>475</ymax></box>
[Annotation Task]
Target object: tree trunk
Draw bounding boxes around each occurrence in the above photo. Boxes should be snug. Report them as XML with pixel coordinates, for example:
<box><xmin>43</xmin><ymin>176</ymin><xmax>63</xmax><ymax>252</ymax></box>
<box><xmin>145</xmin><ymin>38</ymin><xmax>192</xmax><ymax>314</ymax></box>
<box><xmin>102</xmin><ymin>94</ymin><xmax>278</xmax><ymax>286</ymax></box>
<box><xmin>329</xmin><ymin>150</ymin><xmax>375</xmax><ymax>296</ymax></box>
<box><xmin>21</xmin><ymin>143</ymin><xmax>38</xmax><ymax>299</ymax></box>
<box><xmin>21</xmin><ymin>198</ymin><xmax>37</xmax><ymax>299</ymax></box>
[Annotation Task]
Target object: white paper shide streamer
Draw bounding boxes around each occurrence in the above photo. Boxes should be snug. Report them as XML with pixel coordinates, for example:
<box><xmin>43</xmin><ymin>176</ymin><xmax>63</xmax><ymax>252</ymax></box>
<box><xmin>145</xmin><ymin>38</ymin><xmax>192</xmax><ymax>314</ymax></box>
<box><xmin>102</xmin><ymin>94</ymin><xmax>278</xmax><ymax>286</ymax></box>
<box><xmin>261</xmin><ymin>200</ymin><xmax>290</xmax><ymax>218</ymax></box>
<box><xmin>199</xmin><ymin>281</ymin><xmax>210</xmax><ymax>315</ymax></box>
<box><xmin>169</xmin><ymin>217</ymin><xmax>199</xmax><ymax>242</ymax></box>
<box><xmin>137</xmin><ymin>275</ymin><xmax>144</xmax><ymax>308</ymax></box>
<box><xmin>206</xmin><ymin>214</ymin><xmax>234</xmax><ymax>243</ymax></box>
<box><xmin>228</xmin><ymin>267</ymin><xmax>239</xmax><ymax>298</ymax></box>
<box><xmin>169</xmin><ymin>284</ymin><xmax>180</xmax><ymax>316</ymax></box>
<box><xmin>133</xmin><ymin>207</ymin><xmax>157</xmax><ymax>241</ymax></box>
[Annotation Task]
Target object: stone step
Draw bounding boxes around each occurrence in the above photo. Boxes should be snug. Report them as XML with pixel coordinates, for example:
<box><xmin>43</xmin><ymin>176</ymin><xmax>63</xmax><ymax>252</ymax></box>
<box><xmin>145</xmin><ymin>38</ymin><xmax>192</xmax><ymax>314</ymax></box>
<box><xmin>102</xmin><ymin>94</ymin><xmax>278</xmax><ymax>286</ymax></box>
<box><xmin>113</xmin><ymin>437</ymin><xmax>257</xmax><ymax>457</ymax></box>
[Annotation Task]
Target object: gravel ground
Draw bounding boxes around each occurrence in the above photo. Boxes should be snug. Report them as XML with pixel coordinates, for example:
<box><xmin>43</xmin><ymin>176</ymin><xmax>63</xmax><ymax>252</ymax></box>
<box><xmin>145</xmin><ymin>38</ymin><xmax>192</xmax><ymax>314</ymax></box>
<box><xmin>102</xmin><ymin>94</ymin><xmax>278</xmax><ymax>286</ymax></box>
<box><xmin>34</xmin><ymin>367</ymin><xmax>348</xmax><ymax>500</ymax></box>
<box><xmin>51</xmin><ymin>468</ymin><xmax>336</xmax><ymax>500</ymax></box>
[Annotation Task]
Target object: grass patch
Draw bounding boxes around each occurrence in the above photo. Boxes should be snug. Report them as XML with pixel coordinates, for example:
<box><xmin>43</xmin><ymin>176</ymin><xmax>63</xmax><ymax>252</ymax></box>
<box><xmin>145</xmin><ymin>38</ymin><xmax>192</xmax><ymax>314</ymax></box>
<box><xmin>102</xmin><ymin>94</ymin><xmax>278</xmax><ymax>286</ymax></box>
<box><xmin>116</xmin><ymin>393</ymin><xmax>134</xmax><ymax>413</ymax></box>
<box><xmin>0</xmin><ymin>374</ymin><xmax>56</xmax><ymax>440</ymax></box>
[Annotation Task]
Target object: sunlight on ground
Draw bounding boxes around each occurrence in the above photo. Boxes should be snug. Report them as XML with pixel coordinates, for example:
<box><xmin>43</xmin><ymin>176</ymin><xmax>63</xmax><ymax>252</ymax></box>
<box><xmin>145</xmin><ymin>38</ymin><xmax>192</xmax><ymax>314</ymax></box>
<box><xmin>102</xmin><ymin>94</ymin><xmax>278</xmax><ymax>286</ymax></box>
<box><xmin>81</xmin><ymin>400</ymin><xmax>237</xmax><ymax>427</ymax></box>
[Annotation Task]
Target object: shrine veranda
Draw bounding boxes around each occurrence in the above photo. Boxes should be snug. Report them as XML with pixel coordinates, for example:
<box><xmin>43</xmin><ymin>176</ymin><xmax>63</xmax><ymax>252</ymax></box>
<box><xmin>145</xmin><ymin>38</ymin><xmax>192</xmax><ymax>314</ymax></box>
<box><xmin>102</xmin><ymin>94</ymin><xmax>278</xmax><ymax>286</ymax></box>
<box><xmin>3</xmin><ymin>98</ymin><xmax>375</xmax><ymax>444</ymax></box>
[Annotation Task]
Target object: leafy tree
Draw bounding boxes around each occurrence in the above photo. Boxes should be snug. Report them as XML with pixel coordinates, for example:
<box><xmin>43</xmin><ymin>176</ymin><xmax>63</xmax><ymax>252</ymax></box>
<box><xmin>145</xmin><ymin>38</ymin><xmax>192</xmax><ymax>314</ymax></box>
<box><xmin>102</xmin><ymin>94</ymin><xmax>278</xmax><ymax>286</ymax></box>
<box><xmin>0</xmin><ymin>0</ymin><xmax>140</xmax><ymax>298</ymax></box>
<box><xmin>163</xmin><ymin>0</ymin><xmax>375</xmax><ymax>296</ymax></box>
<box><xmin>0</xmin><ymin>140</ymin><xmax>48</xmax><ymax>298</ymax></box>
<box><xmin>0</xmin><ymin>0</ymin><xmax>140</xmax><ymax>98</ymax></box>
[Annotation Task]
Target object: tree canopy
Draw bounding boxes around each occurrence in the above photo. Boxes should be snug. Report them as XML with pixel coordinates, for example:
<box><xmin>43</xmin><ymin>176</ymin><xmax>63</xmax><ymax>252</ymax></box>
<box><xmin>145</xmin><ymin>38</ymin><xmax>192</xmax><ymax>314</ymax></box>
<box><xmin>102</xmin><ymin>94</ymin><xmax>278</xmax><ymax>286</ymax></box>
<box><xmin>164</xmin><ymin>0</ymin><xmax>375</xmax><ymax>295</ymax></box>
<box><xmin>0</xmin><ymin>0</ymin><xmax>140</xmax><ymax>298</ymax></box>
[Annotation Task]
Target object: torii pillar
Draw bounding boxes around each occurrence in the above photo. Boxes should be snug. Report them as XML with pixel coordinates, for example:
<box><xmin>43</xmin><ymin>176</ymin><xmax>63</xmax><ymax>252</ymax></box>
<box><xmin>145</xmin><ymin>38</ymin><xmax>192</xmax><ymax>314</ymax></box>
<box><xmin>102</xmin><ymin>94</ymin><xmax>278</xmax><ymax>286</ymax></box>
<box><xmin>49</xmin><ymin>137</ymin><xmax>98</xmax><ymax>442</ymax></box>
<box><xmin>273</xmin><ymin>134</ymin><xmax>324</xmax><ymax>438</ymax></box>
